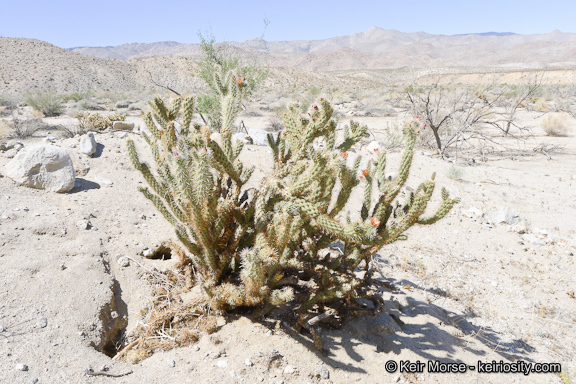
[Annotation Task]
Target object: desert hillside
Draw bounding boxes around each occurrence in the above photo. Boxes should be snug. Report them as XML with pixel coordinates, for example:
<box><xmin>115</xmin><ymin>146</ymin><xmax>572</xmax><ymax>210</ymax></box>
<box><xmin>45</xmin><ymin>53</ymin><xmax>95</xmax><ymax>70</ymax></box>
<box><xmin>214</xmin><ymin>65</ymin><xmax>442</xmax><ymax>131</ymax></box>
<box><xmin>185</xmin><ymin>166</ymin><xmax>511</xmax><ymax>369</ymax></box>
<box><xmin>3</xmin><ymin>36</ymin><xmax>576</xmax><ymax>100</ymax></box>
<box><xmin>70</xmin><ymin>27</ymin><xmax>576</xmax><ymax>70</ymax></box>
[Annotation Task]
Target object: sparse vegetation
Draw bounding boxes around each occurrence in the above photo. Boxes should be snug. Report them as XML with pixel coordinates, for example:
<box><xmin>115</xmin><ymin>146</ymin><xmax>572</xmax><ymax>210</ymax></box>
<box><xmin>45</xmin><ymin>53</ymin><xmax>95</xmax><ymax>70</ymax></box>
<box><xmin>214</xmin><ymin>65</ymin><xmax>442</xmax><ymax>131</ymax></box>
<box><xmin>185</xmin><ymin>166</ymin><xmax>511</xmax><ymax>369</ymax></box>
<box><xmin>445</xmin><ymin>164</ymin><xmax>465</xmax><ymax>180</ymax></box>
<box><xmin>7</xmin><ymin>115</ymin><xmax>47</xmax><ymax>138</ymax></box>
<box><xmin>404</xmin><ymin>76</ymin><xmax>542</xmax><ymax>158</ymax></box>
<box><xmin>59</xmin><ymin>123</ymin><xmax>88</xmax><ymax>138</ymax></box>
<box><xmin>75</xmin><ymin>111</ymin><xmax>126</xmax><ymax>131</ymax></box>
<box><xmin>59</xmin><ymin>92</ymin><xmax>93</xmax><ymax>103</ymax></box>
<box><xmin>25</xmin><ymin>91</ymin><xmax>65</xmax><ymax>117</ymax></box>
<box><xmin>541</xmin><ymin>112</ymin><xmax>571</xmax><ymax>136</ymax></box>
<box><xmin>123</xmin><ymin>72</ymin><xmax>459</xmax><ymax>358</ymax></box>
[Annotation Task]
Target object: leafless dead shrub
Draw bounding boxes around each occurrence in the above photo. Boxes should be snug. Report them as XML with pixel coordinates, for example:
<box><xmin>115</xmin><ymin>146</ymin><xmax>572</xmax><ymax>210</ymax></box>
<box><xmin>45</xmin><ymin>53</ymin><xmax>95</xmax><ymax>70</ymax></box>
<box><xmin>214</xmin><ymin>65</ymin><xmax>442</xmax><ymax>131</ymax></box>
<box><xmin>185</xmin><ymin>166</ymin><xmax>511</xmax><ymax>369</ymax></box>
<box><xmin>8</xmin><ymin>116</ymin><xmax>48</xmax><ymax>138</ymax></box>
<box><xmin>533</xmin><ymin>142</ymin><xmax>569</xmax><ymax>160</ymax></box>
<box><xmin>59</xmin><ymin>123</ymin><xmax>88</xmax><ymax>138</ymax></box>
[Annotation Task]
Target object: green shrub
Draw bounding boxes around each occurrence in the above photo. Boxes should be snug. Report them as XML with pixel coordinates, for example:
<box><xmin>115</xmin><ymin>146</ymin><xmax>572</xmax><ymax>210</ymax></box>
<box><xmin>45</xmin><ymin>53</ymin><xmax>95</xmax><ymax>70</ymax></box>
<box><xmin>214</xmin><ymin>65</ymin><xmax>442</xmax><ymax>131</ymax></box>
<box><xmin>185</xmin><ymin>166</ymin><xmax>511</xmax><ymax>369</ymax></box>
<box><xmin>123</xmin><ymin>73</ymin><xmax>458</xmax><ymax>358</ymax></box>
<box><xmin>59</xmin><ymin>92</ymin><xmax>93</xmax><ymax>103</ymax></box>
<box><xmin>25</xmin><ymin>92</ymin><xmax>64</xmax><ymax>117</ymax></box>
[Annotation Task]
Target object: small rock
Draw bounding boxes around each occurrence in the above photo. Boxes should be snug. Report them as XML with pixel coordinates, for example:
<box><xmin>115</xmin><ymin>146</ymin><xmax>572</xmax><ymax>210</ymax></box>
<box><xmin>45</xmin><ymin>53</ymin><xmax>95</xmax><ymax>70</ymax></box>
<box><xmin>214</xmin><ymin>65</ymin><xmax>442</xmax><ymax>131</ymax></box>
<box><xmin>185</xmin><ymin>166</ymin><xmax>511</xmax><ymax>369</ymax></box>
<box><xmin>80</xmin><ymin>133</ymin><xmax>97</xmax><ymax>157</ymax></box>
<box><xmin>117</xmin><ymin>132</ymin><xmax>128</xmax><ymax>139</ymax></box>
<box><xmin>15</xmin><ymin>363</ymin><xmax>28</xmax><ymax>371</ymax></box>
<box><xmin>28</xmin><ymin>378</ymin><xmax>39</xmax><ymax>384</ymax></box>
<box><xmin>38</xmin><ymin>317</ymin><xmax>48</xmax><ymax>328</ymax></box>
<box><xmin>142</xmin><ymin>248</ymin><xmax>154</xmax><ymax>258</ymax></box>
<box><xmin>284</xmin><ymin>365</ymin><xmax>296</xmax><ymax>374</ymax></box>
<box><xmin>192</xmin><ymin>345</ymin><xmax>200</xmax><ymax>351</ymax></box>
<box><xmin>523</xmin><ymin>233</ymin><xmax>545</xmax><ymax>246</ymax></box>
<box><xmin>507</xmin><ymin>248</ymin><xmax>516</xmax><ymax>254</ymax></box>
<box><xmin>76</xmin><ymin>219</ymin><xmax>91</xmax><ymax>230</ymax></box>
<box><xmin>113</xmin><ymin>121</ymin><xmax>135</xmax><ymax>130</ymax></box>
<box><xmin>216</xmin><ymin>317</ymin><xmax>226</xmax><ymax>327</ymax></box>
<box><xmin>232</xmin><ymin>132</ymin><xmax>250</xmax><ymax>144</ymax></box>
<box><xmin>420</xmin><ymin>151</ymin><xmax>432</xmax><ymax>156</ymax></box>
<box><xmin>209</xmin><ymin>351</ymin><xmax>222</xmax><ymax>359</ymax></box>
<box><xmin>117</xmin><ymin>257</ymin><xmax>130</xmax><ymax>267</ymax></box>
<box><xmin>245</xmin><ymin>358</ymin><xmax>254</xmax><ymax>366</ymax></box>
<box><xmin>166</xmin><ymin>358</ymin><xmax>176</xmax><ymax>368</ymax></box>
<box><xmin>493</xmin><ymin>207</ymin><xmax>520</xmax><ymax>225</ymax></box>
<box><xmin>316</xmin><ymin>365</ymin><xmax>329</xmax><ymax>379</ymax></box>
<box><xmin>508</xmin><ymin>224</ymin><xmax>527</xmax><ymax>234</ymax></box>
<box><xmin>247</xmin><ymin>128</ymin><xmax>277</xmax><ymax>146</ymax></box>
<box><xmin>216</xmin><ymin>359</ymin><xmax>228</xmax><ymax>368</ymax></box>
<box><xmin>462</xmin><ymin>207</ymin><xmax>484</xmax><ymax>218</ymax></box>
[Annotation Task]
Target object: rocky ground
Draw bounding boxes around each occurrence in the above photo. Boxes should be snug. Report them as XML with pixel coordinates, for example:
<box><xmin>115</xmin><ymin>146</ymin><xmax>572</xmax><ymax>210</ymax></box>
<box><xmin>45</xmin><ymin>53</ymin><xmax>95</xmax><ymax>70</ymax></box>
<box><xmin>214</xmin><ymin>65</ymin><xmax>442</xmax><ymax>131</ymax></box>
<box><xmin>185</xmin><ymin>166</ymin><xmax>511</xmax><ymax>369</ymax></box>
<box><xmin>0</xmin><ymin>99</ymin><xmax>575</xmax><ymax>384</ymax></box>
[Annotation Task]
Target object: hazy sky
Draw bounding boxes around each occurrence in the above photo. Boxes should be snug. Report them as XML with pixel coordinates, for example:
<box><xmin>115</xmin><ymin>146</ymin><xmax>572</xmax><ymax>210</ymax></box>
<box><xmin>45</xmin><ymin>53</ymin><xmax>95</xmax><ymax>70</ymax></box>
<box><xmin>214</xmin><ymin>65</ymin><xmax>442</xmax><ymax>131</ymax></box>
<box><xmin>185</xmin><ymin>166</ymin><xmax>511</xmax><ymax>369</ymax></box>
<box><xmin>1</xmin><ymin>0</ymin><xmax>574</xmax><ymax>47</ymax></box>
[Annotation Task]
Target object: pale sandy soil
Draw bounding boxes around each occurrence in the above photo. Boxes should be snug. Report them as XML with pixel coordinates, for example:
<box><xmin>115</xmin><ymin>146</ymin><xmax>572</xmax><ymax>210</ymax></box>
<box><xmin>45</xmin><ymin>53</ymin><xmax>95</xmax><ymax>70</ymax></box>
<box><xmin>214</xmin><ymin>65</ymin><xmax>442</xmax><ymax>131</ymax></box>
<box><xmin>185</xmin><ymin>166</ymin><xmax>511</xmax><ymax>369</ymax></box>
<box><xmin>0</xmin><ymin>107</ymin><xmax>575</xmax><ymax>384</ymax></box>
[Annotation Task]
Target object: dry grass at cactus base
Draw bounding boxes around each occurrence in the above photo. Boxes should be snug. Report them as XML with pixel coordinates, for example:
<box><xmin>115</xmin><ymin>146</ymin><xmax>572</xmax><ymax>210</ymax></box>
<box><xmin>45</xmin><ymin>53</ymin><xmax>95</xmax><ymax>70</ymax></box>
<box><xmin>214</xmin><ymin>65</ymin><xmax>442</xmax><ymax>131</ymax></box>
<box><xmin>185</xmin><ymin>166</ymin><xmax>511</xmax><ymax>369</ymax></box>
<box><xmin>117</xmin><ymin>72</ymin><xmax>459</xmax><ymax>362</ymax></box>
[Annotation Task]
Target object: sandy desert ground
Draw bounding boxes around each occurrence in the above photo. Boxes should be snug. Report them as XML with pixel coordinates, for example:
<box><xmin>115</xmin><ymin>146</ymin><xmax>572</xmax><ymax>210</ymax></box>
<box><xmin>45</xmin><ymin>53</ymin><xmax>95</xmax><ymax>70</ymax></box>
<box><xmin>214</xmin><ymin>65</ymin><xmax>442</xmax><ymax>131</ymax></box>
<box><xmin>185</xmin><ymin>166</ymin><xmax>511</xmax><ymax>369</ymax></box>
<box><xmin>0</xmin><ymin>91</ymin><xmax>575</xmax><ymax>384</ymax></box>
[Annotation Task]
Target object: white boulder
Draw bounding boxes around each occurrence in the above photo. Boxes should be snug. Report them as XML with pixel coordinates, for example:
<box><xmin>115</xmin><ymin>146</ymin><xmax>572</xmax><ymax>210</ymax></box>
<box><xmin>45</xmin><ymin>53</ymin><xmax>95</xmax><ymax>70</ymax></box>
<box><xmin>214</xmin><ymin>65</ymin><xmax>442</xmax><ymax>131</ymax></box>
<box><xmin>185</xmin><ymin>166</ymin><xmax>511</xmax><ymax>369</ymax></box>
<box><xmin>247</xmin><ymin>128</ymin><xmax>277</xmax><ymax>146</ymax></box>
<box><xmin>80</xmin><ymin>132</ymin><xmax>97</xmax><ymax>157</ymax></box>
<box><xmin>5</xmin><ymin>144</ymin><xmax>75</xmax><ymax>193</ymax></box>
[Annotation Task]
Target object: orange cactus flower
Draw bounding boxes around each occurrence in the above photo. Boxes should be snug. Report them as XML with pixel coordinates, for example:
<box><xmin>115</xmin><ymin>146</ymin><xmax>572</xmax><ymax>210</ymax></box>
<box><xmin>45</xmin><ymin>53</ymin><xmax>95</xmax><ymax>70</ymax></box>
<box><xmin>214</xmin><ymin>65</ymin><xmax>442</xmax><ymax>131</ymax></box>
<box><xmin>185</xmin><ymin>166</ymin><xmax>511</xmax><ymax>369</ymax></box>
<box><xmin>340</xmin><ymin>152</ymin><xmax>348</xmax><ymax>158</ymax></box>
<box><xmin>362</xmin><ymin>169</ymin><xmax>369</xmax><ymax>177</ymax></box>
<box><xmin>237</xmin><ymin>77</ymin><xmax>245</xmax><ymax>85</ymax></box>
<box><xmin>370</xmin><ymin>217</ymin><xmax>380</xmax><ymax>227</ymax></box>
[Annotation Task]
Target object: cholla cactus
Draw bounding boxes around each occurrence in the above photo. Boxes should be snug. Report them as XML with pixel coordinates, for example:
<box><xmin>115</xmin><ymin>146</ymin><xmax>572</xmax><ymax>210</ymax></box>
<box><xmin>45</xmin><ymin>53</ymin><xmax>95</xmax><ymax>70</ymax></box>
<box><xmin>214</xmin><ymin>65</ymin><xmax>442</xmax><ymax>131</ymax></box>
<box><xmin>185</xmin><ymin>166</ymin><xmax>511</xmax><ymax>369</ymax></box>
<box><xmin>126</xmin><ymin>72</ymin><xmax>459</xmax><ymax>350</ymax></box>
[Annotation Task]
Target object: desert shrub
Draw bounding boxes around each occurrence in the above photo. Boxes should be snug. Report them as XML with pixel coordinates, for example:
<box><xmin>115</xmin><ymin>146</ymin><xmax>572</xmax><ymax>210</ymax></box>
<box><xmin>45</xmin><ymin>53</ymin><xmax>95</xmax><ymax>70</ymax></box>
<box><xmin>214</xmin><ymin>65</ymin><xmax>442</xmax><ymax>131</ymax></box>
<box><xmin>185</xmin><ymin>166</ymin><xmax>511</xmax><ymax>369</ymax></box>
<box><xmin>59</xmin><ymin>123</ymin><xmax>88</xmax><ymax>138</ymax></box>
<box><xmin>0</xmin><ymin>120</ymin><xmax>11</xmax><ymax>139</ymax></box>
<box><xmin>79</xmin><ymin>98</ymin><xmax>105</xmax><ymax>111</ymax></box>
<box><xmin>75</xmin><ymin>112</ymin><xmax>126</xmax><ymax>131</ymax></box>
<box><xmin>540</xmin><ymin>112</ymin><xmax>571</xmax><ymax>136</ymax></box>
<box><xmin>531</xmin><ymin>97</ymin><xmax>549</xmax><ymax>112</ymax></box>
<box><xmin>59</xmin><ymin>92</ymin><xmax>92</xmax><ymax>103</ymax></box>
<box><xmin>123</xmin><ymin>73</ymin><xmax>459</xmax><ymax>357</ymax></box>
<box><xmin>445</xmin><ymin>164</ymin><xmax>465</xmax><ymax>180</ymax></box>
<box><xmin>8</xmin><ymin>116</ymin><xmax>47</xmax><ymax>138</ymax></box>
<box><xmin>0</xmin><ymin>96</ymin><xmax>18</xmax><ymax>114</ymax></box>
<box><xmin>266</xmin><ymin>117</ymin><xmax>284</xmax><ymax>132</ymax></box>
<box><xmin>25</xmin><ymin>92</ymin><xmax>64</xmax><ymax>117</ymax></box>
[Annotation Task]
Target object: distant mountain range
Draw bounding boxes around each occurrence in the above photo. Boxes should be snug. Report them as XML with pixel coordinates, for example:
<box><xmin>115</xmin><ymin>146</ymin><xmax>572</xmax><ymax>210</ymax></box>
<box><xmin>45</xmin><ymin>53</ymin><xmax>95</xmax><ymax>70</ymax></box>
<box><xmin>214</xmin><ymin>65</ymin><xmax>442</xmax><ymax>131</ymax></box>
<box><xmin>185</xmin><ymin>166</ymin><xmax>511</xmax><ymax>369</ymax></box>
<box><xmin>67</xmin><ymin>27</ymin><xmax>576</xmax><ymax>71</ymax></box>
<box><xmin>2</xmin><ymin>27</ymin><xmax>576</xmax><ymax>97</ymax></box>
